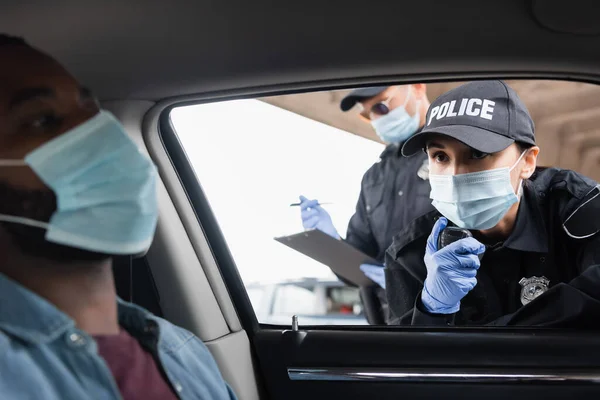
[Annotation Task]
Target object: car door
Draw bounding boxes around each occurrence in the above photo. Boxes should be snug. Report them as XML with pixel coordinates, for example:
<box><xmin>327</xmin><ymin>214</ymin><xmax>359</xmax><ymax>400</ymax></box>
<box><xmin>156</xmin><ymin>91</ymin><xmax>600</xmax><ymax>400</ymax></box>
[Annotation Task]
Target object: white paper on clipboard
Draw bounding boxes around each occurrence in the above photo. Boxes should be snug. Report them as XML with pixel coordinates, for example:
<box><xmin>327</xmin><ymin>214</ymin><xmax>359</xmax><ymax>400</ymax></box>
<box><xmin>274</xmin><ymin>229</ymin><xmax>379</xmax><ymax>286</ymax></box>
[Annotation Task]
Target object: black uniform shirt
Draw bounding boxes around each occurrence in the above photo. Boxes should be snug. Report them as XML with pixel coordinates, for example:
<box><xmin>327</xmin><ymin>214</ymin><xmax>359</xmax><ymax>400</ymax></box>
<box><xmin>345</xmin><ymin>143</ymin><xmax>434</xmax><ymax>263</ymax></box>
<box><xmin>470</xmin><ymin>187</ymin><xmax>549</xmax><ymax>317</ymax></box>
<box><xmin>384</xmin><ymin>167</ymin><xmax>600</xmax><ymax>327</ymax></box>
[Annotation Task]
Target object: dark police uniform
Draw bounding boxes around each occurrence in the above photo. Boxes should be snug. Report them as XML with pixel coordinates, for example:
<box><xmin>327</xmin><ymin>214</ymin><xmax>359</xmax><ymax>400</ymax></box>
<box><xmin>338</xmin><ymin>84</ymin><xmax>435</xmax><ymax>325</ymax></box>
<box><xmin>342</xmin><ymin>141</ymin><xmax>433</xmax><ymax>325</ymax></box>
<box><xmin>384</xmin><ymin>167</ymin><xmax>600</xmax><ymax>327</ymax></box>
<box><xmin>345</xmin><ymin>143</ymin><xmax>434</xmax><ymax>263</ymax></box>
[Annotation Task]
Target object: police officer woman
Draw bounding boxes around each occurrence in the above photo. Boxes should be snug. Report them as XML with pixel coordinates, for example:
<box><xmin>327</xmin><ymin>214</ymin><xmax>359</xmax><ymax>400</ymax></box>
<box><xmin>385</xmin><ymin>80</ymin><xmax>600</xmax><ymax>327</ymax></box>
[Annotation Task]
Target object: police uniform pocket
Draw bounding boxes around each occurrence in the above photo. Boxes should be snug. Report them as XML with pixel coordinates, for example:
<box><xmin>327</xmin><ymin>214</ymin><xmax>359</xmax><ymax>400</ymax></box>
<box><xmin>364</xmin><ymin>182</ymin><xmax>385</xmax><ymax>216</ymax></box>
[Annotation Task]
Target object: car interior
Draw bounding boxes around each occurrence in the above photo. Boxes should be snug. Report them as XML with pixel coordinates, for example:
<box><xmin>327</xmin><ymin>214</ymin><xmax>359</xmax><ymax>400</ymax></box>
<box><xmin>3</xmin><ymin>0</ymin><xmax>600</xmax><ymax>399</ymax></box>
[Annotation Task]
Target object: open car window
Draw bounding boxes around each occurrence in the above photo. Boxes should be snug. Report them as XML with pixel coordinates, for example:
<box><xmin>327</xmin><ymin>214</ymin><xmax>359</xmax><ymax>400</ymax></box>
<box><xmin>169</xmin><ymin>79</ymin><xmax>600</xmax><ymax>328</ymax></box>
<box><xmin>171</xmin><ymin>99</ymin><xmax>382</xmax><ymax>325</ymax></box>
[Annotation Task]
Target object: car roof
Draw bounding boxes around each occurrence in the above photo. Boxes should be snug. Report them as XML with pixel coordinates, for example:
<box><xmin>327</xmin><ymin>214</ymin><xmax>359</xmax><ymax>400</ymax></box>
<box><xmin>2</xmin><ymin>1</ymin><xmax>599</xmax><ymax>101</ymax></box>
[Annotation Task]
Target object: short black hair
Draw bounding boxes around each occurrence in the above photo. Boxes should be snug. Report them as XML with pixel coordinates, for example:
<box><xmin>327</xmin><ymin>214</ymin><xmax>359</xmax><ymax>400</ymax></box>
<box><xmin>0</xmin><ymin>34</ymin><xmax>29</xmax><ymax>47</ymax></box>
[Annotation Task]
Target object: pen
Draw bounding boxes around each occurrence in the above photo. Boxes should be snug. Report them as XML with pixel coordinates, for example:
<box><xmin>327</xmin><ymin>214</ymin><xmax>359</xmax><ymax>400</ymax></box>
<box><xmin>289</xmin><ymin>202</ymin><xmax>332</xmax><ymax>207</ymax></box>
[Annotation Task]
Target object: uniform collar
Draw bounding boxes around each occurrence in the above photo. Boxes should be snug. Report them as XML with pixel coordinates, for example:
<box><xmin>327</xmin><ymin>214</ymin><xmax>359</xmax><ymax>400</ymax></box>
<box><xmin>0</xmin><ymin>272</ymin><xmax>160</xmax><ymax>346</ymax></box>
<box><xmin>502</xmin><ymin>181</ymin><xmax>548</xmax><ymax>253</ymax></box>
<box><xmin>379</xmin><ymin>143</ymin><xmax>402</xmax><ymax>159</ymax></box>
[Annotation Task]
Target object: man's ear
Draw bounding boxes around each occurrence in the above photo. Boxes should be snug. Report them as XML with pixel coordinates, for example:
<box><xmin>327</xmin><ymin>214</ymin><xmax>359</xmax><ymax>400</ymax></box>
<box><xmin>521</xmin><ymin>146</ymin><xmax>540</xmax><ymax>179</ymax></box>
<box><xmin>412</xmin><ymin>83</ymin><xmax>427</xmax><ymax>99</ymax></box>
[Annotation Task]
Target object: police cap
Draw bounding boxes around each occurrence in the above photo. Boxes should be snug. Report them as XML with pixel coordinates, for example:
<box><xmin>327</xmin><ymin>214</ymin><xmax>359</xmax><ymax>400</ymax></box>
<box><xmin>402</xmin><ymin>80</ymin><xmax>536</xmax><ymax>156</ymax></box>
<box><xmin>340</xmin><ymin>86</ymin><xmax>388</xmax><ymax>112</ymax></box>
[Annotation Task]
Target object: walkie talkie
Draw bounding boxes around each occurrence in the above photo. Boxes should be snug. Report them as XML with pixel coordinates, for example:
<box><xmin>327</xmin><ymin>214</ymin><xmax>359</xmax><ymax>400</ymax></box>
<box><xmin>438</xmin><ymin>224</ymin><xmax>484</xmax><ymax>260</ymax></box>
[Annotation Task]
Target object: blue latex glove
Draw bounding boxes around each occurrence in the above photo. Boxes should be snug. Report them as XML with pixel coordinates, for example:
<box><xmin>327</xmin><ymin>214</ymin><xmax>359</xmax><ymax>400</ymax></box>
<box><xmin>360</xmin><ymin>264</ymin><xmax>386</xmax><ymax>289</ymax></box>
<box><xmin>421</xmin><ymin>217</ymin><xmax>486</xmax><ymax>314</ymax></box>
<box><xmin>299</xmin><ymin>195</ymin><xmax>340</xmax><ymax>239</ymax></box>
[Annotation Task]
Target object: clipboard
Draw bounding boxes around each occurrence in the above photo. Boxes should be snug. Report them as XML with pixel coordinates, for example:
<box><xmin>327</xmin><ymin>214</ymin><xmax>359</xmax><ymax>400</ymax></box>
<box><xmin>274</xmin><ymin>229</ymin><xmax>379</xmax><ymax>286</ymax></box>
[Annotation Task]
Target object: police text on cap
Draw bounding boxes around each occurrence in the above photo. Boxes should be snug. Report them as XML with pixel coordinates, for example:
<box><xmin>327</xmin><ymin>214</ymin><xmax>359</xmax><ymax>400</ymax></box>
<box><xmin>428</xmin><ymin>98</ymin><xmax>495</xmax><ymax>126</ymax></box>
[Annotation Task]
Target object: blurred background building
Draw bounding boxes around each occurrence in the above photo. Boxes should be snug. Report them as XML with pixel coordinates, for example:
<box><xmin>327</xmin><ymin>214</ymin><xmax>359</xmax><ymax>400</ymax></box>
<box><xmin>262</xmin><ymin>80</ymin><xmax>600</xmax><ymax>180</ymax></box>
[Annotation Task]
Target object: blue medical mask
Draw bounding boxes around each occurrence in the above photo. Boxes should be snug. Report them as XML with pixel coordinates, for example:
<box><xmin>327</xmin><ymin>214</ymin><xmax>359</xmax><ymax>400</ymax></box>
<box><xmin>0</xmin><ymin>111</ymin><xmax>158</xmax><ymax>255</ymax></box>
<box><xmin>370</xmin><ymin>90</ymin><xmax>420</xmax><ymax>143</ymax></box>
<box><xmin>429</xmin><ymin>150</ymin><xmax>528</xmax><ymax>230</ymax></box>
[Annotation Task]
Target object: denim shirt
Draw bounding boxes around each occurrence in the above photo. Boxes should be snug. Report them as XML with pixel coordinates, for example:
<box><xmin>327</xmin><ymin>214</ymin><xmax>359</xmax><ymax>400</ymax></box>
<box><xmin>0</xmin><ymin>273</ymin><xmax>237</xmax><ymax>400</ymax></box>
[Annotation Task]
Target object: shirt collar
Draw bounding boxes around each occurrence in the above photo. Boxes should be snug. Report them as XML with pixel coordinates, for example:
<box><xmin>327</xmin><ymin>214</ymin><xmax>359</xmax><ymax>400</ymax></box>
<box><xmin>0</xmin><ymin>273</ymin><xmax>74</xmax><ymax>344</ymax></box>
<box><xmin>502</xmin><ymin>181</ymin><xmax>548</xmax><ymax>253</ymax></box>
<box><xmin>379</xmin><ymin>143</ymin><xmax>401</xmax><ymax>159</ymax></box>
<box><xmin>0</xmin><ymin>272</ymin><xmax>157</xmax><ymax>346</ymax></box>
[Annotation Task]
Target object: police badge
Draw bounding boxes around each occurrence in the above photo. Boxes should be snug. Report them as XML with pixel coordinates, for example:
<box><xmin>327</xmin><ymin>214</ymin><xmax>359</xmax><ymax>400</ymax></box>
<box><xmin>519</xmin><ymin>276</ymin><xmax>550</xmax><ymax>305</ymax></box>
<box><xmin>417</xmin><ymin>159</ymin><xmax>429</xmax><ymax>181</ymax></box>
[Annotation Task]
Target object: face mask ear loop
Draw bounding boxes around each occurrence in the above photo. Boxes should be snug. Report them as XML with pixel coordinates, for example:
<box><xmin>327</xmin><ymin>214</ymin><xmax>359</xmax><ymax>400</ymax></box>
<box><xmin>401</xmin><ymin>87</ymin><xmax>420</xmax><ymax>122</ymax></box>
<box><xmin>516</xmin><ymin>179</ymin><xmax>524</xmax><ymax>197</ymax></box>
<box><xmin>510</xmin><ymin>150</ymin><xmax>528</xmax><ymax>198</ymax></box>
<box><xmin>401</xmin><ymin>87</ymin><xmax>412</xmax><ymax>108</ymax></box>
<box><xmin>509</xmin><ymin>149</ymin><xmax>528</xmax><ymax>172</ymax></box>
<box><xmin>413</xmin><ymin>99</ymin><xmax>421</xmax><ymax>120</ymax></box>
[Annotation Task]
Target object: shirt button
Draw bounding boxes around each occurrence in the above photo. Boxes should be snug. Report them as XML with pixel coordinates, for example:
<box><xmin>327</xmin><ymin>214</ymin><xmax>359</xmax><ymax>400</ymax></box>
<box><xmin>144</xmin><ymin>321</ymin><xmax>158</xmax><ymax>334</ymax></box>
<box><xmin>540</xmin><ymin>257</ymin><xmax>546</xmax><ymax>263</ymax></box>
<box><xmin>174</xmin><ymin>382</ymin><xmax>183</xmax><ymax>393</ymax></box>
<box><xmin>67</xmin><ymin>332</ymin><xmax>87</xmax><ymax>347</ymax></box>
<box><xmin>398</xmin><ymin>191</ymin><xmax>404</xmax><ymax>197</ymax></box>
<box><xmin>366</xmin><ymin>205</ymin><xmax>372</xmax><ymax>212</ymax></box>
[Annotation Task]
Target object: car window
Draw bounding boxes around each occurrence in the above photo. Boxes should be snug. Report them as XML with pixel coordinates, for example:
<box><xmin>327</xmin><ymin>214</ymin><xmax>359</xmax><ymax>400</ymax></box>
<box><xmin>327</xmin><ymin>287</ymin><xmax>363</xmax><ymax>316</ymax></box>
<box><xmin>246</xmin><ymin>287</ymin><xmax>267</xmax><ymax>313</ymax></box>
<box><xmin>272</xmin><ymin>285</ymin><xmax>317</xmax><ymax>315</ymax></box>
<box><xmin>170</xmin><ymin>80</ymin><xmax>600</xmax><ymax>328</ymax></box>
<box><xmin>171</xmin><ymin>98</ymin><xmax>379</xmax><ymax>326</ymax></box>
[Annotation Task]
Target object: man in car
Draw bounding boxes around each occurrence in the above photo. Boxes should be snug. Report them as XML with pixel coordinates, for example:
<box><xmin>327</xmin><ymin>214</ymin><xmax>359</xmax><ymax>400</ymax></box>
<box><xmin>384</xmin><ymin>80</ymin><xmax>600</xmax><ymax>327</ymax></box>
<box><xmin>0</xmin><ymin>34</ymin><xmax>236</xmax><ymax>399</ymax></box>
<box><xmin>298</xmin><ymin>85</ymin><xmax>434</xmax><ymax>322</ymax></box>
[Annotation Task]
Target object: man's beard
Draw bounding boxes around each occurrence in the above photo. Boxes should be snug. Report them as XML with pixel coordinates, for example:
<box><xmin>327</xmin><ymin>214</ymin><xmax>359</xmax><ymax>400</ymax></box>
<box><xmin>0</xmin><ymin>182</ymin><xmax>111</xmax><ymax>262</ymax></box>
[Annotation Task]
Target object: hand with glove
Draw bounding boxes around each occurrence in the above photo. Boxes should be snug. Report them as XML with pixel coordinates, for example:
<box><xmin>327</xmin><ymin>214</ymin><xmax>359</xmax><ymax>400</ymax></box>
<box><xmin>421</xmin><ymin>217</ymin><xmax>486</xmax><ymax>314</ymax></box>
<box><xmin>298</xmin><ymin>195</ymin><xmax>340</xmax><ymax>239</ymax></box>
<box><xmin>360</xmin><ymin>264</ymin><xmax>386</xmax><ymax>289</ymax></box>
